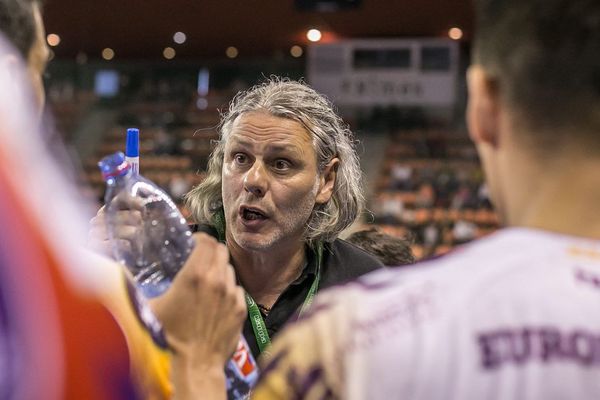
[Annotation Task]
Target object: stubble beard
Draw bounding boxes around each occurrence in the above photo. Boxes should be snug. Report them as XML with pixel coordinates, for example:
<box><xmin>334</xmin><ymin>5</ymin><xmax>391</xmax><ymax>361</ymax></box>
<box><xmin>229</xmin><ymin>195</ymin><xmax>317</xmax><ymax>252</ymax></box>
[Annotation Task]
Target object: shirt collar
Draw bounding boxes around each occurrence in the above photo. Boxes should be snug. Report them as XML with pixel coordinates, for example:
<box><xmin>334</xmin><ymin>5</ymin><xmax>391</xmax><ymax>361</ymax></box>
<box><xmin>290</xmin><ymin>246</ymin><xmax>318</xmax><ymax>286</ymax></box>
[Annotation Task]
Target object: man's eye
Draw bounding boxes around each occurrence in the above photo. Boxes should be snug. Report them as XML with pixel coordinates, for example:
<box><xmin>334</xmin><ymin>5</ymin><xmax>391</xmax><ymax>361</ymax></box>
<box><xmin>234</xmin><ymin>154</ymin><xmax>248</xmax><ymax>164</ymax></box>
<box><xmin>274</xmin><ymin>159</ymin><xmax>292</xmax><ymax>170</ymax></box>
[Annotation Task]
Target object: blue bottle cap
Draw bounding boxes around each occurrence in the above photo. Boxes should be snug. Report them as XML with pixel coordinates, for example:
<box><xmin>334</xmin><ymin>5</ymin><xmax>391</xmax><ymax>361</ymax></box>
<box><xmin>98</xmin><ymin>151</ymin><xmax>130</xmax><ymax>180</ymax></box>
<box><xmin>126</xmin><ymin>128</ymin><xmax>139</xmax><ymax>157</ymax></box>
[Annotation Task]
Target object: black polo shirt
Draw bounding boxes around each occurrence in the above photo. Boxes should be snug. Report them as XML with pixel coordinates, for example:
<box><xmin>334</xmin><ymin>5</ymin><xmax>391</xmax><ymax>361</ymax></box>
<box><xmin>191</xmin><ymin>224</ymin><xmax>384</xmax><ymax>359</ymax></box>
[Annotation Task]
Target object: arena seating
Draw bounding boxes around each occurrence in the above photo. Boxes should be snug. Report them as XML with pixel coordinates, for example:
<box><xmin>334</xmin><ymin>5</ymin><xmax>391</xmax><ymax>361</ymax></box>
<box><xmin>367</xmin><ymin>129</ymin><xmax>499</xmax><ymax>260</ymax></box>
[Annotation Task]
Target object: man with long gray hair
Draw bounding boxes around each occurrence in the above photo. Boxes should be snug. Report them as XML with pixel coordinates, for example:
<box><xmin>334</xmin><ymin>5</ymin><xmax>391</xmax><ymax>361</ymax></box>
<box><xmin>185</xmin><ymin>78</ymin><xmax>383</xmax><ymax>358</ymax></box>
<box><xmin>88</xmin><ymin>77</ymin><xmax>383</xmax><ymax>392</ymax></box>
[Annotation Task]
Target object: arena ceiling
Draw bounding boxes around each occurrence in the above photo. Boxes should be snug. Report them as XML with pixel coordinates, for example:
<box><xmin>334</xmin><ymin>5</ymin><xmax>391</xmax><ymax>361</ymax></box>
<box><xmin>43</xmin><ymin>0</ymin><xmax>473</xmax><ymax>60</ymax></box>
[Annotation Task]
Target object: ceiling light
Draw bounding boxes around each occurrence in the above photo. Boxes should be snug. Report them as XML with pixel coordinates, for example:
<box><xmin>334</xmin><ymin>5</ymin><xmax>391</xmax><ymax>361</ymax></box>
<box><xmin>173</xmin><ymin>32</ymin><xmax>187</xmax><ymax>44</ymax></box>
<box><xmin>226</xmin><ymin>46</ymin><xmax>239</xmax><ymax>58</ymax></box>
<box><xmin>102</xmin><ymin>48</ymin><xmax>115</xmax><ymax>60</ymax></box>
<box><xmin>163</xmin><ymin>47</ymin><xmax>176</xmax><ymax>59</ymax></box>
<box><xmin>307</xmin><ymin>29</ymin><xmax>322</xmax><ymax>42</ymax></box>
<box><xmin>196</xmin><ymin>98</ymin><xmax>208</xmax><ymax>110</ymax></box>
<box><xmin>47</xmin><ymin>33</ymin><xmax>60</xmax><ymax>47</ymax></box>
<box><xmin>448</xmin><ymin>27</ymin><xmax>463</xmax><ymax>40</ymax></box>
<box><xmin>290</xmin><ymin>45</ymin><xmax>303</xmax><ymax>58</ymax></box>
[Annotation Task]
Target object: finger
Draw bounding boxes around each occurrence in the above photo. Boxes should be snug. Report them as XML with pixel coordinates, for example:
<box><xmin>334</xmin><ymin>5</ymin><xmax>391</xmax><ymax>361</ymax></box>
<box><xmin>112</xmin><ymin>194</ymin><xmax>145</xmax><ymax>211</ymax></box>
<box><xmin>228</xmin><ymin>270</ymin><xmax>246</xmax><ymax>322</ymax></box>
<box><xmin>113</xmin><ymin>225</ymin><xmax>141</xmax><ymax>241</ymax></box>
<box><xmin>114</xmin><ymin>238</ymin><xmax>132</xmax><ymax>254</ymax></box>
<box><xmin>183</xmin><ymin>233</ymin><xmax>217</xmax><ymax>277</ymax></box>
<box><xmin>92</xmin><ymin>209</ymin><xmax>142</xmax><ymax>229</ymax></box>
<box><xmin>116</xmin><ymin>209</ymin><xmax>143</xmax><ymax>225</ymax></box>
<box><xmin>233</xmin><ymin>286</ymin><xmax>247</xmax><ymax>321</ymax></box>
<box><xmin>194</xmin><ymin>233</ymin><xmax>218</xmax><ymax>265</ymax></box>
<box><xmin>224</xmin><ymin>262</ymin><xmax>236</xmax><ymax>286</ymax></box>
<box><xmin>214</xmin><ymin>243</ymin><xmax>230</xmax><ymax>279</ymax></box>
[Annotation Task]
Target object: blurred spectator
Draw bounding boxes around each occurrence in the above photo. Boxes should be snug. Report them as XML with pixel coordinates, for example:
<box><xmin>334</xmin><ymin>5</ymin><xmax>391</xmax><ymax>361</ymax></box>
<box><xmin>373</xmin><ymin>192</ymin><xmax>404</xmax><ymax>224</ymax></box>
<box><xmin>451</xmin><ymin>184</ymin><xmax>469</xmax><ymax>209</ymax></box>
<box><xmin>452</xmin><ymin>219</ymin><xmax>477</xmax><ymax>244</ymax></box>
<box><xmin>346</xmin><ymin>228</ymin><xmax>415</xmax><ymax>267</ymax></box>
<box><xmin>478</xmin><ymin>183</ymin><xmax>493</xmax><ymax>209</ymax></box>
<box><xmin>423</xmin><ymin>222</ymin><xmax>440</xmax><ymax>248</ymax></box>
<box><xmin>390</xmin><ymin>162</ymin><xmax>413</xmax><ymax>190</ymax></box>
<box><xmin>153</xmin><ymin>127</ymin><xmax>180</xmax><ymax>155</ymax></box>
<box><xmin>415</xmin><ymin>182</ymin><xmax>435</xmax><ymax>208</ymax></box>
<box><xmin>169</xmin><ymin>173</ymin><xmax>191</xmax><ymax>201</ymax></box>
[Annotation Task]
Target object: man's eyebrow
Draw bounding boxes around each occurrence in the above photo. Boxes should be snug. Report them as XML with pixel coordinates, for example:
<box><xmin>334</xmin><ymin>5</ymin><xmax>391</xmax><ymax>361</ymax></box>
<box><xmin>228</xmin><ymin>137</ymin><xmax>305</xmax><ymax>157</ymax></box>
<box><xmin>266</xmin><ymin>144</ymin><xmax>296</xmax><ymax>153</ymax></box>
<box><xmin>228</xmin><ymin>138</ymin><xmax>254</xmax><ymax>149</ymax></box>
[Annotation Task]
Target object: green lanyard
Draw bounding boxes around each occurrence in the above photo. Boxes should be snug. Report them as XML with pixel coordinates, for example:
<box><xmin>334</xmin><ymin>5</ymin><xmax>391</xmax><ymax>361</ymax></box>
<box><xmin>245</xmin><ymin>244</ymin><xmax>323</xmax><ymax>354</ymax></box>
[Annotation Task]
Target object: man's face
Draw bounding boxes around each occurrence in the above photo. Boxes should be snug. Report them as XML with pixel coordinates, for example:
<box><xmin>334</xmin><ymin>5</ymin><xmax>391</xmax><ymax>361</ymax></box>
<box><xmin>221</xmin><ymin>111</ymin><xmax>324</xmax><ymax>252</ymax></box>
<box><xmin>26</xmin><ymin>3</ymin><xmax>49</xmax><ymax>114</ymax></box>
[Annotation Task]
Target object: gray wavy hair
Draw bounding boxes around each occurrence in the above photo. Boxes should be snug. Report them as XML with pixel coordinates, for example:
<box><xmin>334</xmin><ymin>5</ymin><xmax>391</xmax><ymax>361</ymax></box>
<box><xmin>185</xmin><ymin>78</ymin><xmax>364</xmax><ymax>246</ymax></box>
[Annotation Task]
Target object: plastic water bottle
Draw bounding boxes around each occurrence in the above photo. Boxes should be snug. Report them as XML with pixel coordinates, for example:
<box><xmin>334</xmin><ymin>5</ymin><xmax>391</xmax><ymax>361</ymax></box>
<box><xmin>98</xmin><ymin>152</ymin><xmax>259</xmax><ymax>399</ymax></box>
<box><xmin>99</xmin><ymin>151</ymin><xmax>192</xmax><ymax>297</ymax></box>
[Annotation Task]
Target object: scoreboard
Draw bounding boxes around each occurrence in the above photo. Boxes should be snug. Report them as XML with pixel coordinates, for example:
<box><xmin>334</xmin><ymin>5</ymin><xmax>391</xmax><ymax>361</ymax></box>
<box><xmin>307</xmin><ymin>38</ymin><xmax>459</xmax><ymax>109</ymax></box>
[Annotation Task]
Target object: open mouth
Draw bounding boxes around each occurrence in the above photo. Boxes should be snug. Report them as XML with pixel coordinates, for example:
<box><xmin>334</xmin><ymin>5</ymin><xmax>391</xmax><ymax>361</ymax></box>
<box><xmin>240</xmin><ymin>206</ymin><xmax>267</xmax><ymax>221</ymax></box>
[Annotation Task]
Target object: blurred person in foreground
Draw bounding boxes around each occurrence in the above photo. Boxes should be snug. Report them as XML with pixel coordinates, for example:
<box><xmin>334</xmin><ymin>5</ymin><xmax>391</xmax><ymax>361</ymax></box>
<box><xmin>90</xmin><ymin>79</ymin><xmax>384</xmax><ymax>360</ymax></box>
<box><xmin>0</xmin><ymin>1</ymin><xmax>245</xmax><ymax>399</ymax></box>
<box><xmin>346</xmin><ymin>228</ymin><xmax>415</xmax><ymax>266</ymax></box>
<box><xmin>252</xmin><ymin>0</ymin><xmax>600</xmax><ymax>398</ymax></box>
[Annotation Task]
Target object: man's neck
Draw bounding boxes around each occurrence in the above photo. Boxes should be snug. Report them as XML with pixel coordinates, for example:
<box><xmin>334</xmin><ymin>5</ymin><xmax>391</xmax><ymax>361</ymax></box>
<box><xmin>504</xmin><ymin>149</ymin><xmax>600</xmax><ymax>239</ymax></box>
<box><xmin>228</xmin><ymin>240</ymin><xmax>307</xmax><ymax>308</ymax></box>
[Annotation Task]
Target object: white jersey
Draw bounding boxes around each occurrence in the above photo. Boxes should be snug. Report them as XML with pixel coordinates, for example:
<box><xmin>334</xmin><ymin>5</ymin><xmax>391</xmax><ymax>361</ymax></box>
<box><xmin>253</xmin><ymin>228</ymin><xmax>600</xmax><ymax>399</ymax></box>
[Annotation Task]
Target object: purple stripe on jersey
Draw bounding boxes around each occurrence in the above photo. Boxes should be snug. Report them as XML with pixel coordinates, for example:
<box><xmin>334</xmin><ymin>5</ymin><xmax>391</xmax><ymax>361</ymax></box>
<box><xmin>289</xmin><ymin>366</ymin><xmax>323</xmax><ymax>399</ymax></box>
<box><xmin>259</xmin><ymin>349</ymin><xmax>335</xmax><ymax>399</ymax></box>
<box><xmin>574</xmin><ymin>267</ymin><xmax>600</xmax><ymax>290</ymax></box>
<box><xmin>258</xmin><ymin>348</ymin><xmax>288</xmax><ymax>379</ymax></box>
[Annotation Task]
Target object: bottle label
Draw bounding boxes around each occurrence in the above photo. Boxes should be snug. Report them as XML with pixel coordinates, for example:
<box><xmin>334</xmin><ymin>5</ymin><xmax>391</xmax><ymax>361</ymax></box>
<box><xmin>101</xmin><ymin>159</ymin><xmax>130</xmax><ymax>180</ymax></box>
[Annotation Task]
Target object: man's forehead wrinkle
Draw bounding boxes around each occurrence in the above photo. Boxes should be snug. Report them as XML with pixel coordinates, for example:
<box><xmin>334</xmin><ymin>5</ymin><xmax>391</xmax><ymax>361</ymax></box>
<box><xmin>228</xmin><ymin>129</ymin><xmax>312</xmax><ymax>147</ymax></box>
<box><xmin>226</xmin><ymin>135</ymin><xmax>311</xmax><ymax>157</ymax></box>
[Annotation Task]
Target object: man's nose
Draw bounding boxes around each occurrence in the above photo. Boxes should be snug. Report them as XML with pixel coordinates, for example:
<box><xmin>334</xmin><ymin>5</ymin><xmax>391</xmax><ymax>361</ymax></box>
<box><xmin>243</xmin><ymin>162</ymin><xmax>268</xmax><ymax>197</ymax></box>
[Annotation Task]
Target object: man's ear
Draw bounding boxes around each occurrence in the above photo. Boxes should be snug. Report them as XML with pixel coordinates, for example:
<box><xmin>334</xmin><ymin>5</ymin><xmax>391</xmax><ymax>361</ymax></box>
<box><xmin>466</xmin><ymin>65</ymin><xmax>501</xmax><ymax>148</ymax></box>
<box><xmin>315</xmin><ymin>157</ymin><xmax>339</xmax><ymax>205</ymax></box>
